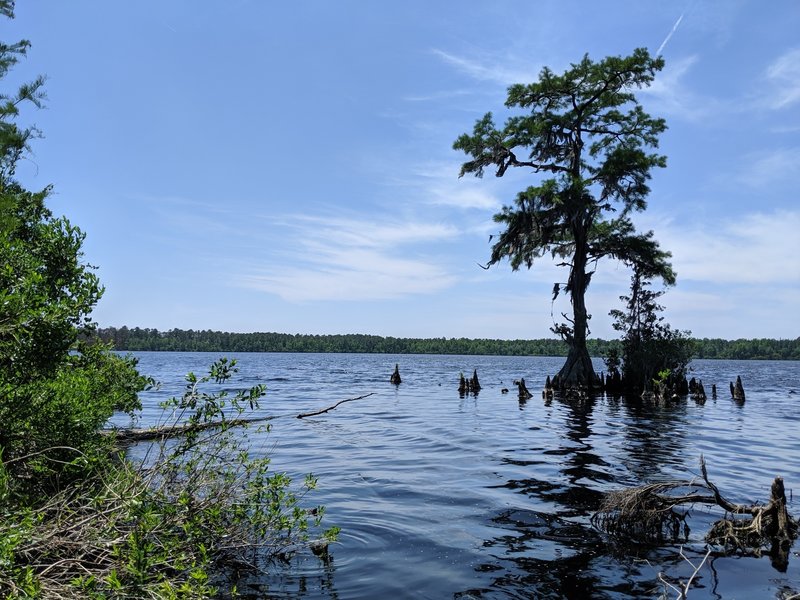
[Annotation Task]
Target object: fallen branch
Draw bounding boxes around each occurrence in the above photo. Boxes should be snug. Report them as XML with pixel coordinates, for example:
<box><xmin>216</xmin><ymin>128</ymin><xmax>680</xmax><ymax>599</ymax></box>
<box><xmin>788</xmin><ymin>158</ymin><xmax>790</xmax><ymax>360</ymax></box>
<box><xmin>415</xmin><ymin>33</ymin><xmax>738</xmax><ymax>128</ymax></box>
<box><xmin>110</xmin><ymin>392</ymin><xmax>378</xmax><ymax>442</ymax></box>
<box><xmin>296</xmin><ymin>393</ymin><xmax>375</xmax><ymax>419</ymax></box>
<box><xmin>657</xmin><ymin>546</ymin><xmax>712</xmax><ymax>599</ymax></box>
<box><xmin>109</xmin><ymin>415</ymin><xmax>276</xmax><ymax>444</ymax></box>
<box><xmin>592</xmin><ymin>456</ymin><xmax>798</xmax><ymax>560</ymax></box>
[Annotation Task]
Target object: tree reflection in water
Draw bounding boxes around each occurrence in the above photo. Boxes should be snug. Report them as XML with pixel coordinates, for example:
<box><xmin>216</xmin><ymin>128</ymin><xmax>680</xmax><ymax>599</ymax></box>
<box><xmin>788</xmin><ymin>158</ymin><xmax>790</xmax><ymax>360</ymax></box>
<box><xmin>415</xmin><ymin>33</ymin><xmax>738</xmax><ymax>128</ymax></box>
<box><xmin>462</xmin><ymin>395</ymin><xmax>690</xmax><ymax>598</ymax></box>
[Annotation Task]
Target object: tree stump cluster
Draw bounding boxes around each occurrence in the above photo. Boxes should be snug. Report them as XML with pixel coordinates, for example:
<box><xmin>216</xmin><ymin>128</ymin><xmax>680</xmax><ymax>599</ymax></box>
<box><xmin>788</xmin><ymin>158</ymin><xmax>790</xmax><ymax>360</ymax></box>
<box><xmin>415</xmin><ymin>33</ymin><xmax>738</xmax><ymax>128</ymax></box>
<box><xmin>458</xmin><ymin>369</ymin><xmax>481</xmax><ymax>396</ymax></box>
<box><xmin>550</xmin><ymin>371</ymin><xmax>745</xmax><ymax>405</ymax></box>
<box><xmin>688</xmin><ymin>377</ymin><xmax>707</xmax><ymax>403</ymax></box>
<box><xmin>730</xmin><ymin>375</ymin><xmax>745</xmax><ymax>402</ymax></box>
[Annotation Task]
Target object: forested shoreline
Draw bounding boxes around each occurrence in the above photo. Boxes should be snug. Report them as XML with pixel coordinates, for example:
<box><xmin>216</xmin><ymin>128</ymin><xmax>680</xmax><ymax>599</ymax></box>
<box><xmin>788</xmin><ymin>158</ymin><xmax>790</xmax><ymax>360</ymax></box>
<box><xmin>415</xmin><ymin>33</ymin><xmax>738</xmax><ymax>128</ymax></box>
<box><xmin>94</xmin><ymin>327</ymin><xmax>800</xmax><ymax>361</ymax></box>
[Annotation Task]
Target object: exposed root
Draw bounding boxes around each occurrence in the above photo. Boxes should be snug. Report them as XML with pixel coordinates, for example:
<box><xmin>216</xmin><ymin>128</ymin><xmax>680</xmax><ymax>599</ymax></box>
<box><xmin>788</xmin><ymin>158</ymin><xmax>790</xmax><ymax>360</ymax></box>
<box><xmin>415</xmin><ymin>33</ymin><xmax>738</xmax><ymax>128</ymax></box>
<box><xmin>592</xmin><ymin>457</ymin><xmax>798</xmax><ymax>559</ymax></box>
<box><xmin>592</xmin><ymin>480</ymin><xmax>702</xmax><ymax>543</ymax></box>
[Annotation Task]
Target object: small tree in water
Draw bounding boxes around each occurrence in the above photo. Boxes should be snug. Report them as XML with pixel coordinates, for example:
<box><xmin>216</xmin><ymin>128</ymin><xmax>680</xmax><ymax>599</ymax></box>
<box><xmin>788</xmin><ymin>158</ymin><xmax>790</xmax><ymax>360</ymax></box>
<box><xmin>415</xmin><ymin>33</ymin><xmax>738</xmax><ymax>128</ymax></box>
<box><xmin>608</xmin><ymin>268</ymin><xmax>693</xmax><ymax>395</ymax></box>
<box><xmin>454</xmin><ymin>48</ymin><xmax>675</xmax><ymax>391</ymax></box>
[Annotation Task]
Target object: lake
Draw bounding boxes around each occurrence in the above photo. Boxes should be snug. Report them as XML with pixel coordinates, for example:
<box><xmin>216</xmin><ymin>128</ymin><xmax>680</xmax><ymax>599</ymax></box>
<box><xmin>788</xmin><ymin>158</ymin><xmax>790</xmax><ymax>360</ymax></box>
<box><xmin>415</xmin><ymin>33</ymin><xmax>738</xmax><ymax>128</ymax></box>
<box><xmin>117</xmin><ymin>352</ymin><xmax>800</xmax><ymax>598</ymax></box>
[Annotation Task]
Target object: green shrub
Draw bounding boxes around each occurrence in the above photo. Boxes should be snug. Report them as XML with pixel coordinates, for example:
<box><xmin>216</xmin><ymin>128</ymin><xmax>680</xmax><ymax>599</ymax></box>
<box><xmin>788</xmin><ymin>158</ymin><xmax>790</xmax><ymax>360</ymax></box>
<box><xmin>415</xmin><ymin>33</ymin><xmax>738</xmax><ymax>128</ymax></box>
<box><xmin>0</xmin><ymin>360</ymin><xmax>338</xmax><ymax>598</ymax></box>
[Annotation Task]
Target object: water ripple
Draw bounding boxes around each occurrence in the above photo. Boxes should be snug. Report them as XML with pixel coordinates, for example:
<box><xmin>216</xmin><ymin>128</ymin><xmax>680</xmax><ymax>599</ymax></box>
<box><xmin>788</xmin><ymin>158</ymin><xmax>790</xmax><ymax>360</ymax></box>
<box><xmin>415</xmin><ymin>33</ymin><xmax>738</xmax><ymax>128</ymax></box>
<box><xmin>123</xmin><ymin>352</ymin><xmax>800</xmax><ymax>598</ymax></box>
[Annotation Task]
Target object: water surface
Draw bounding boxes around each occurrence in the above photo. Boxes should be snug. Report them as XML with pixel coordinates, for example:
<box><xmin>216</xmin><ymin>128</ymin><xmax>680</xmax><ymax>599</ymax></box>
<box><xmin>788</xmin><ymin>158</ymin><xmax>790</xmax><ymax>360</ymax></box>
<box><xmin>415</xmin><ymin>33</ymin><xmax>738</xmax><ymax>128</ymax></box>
<box><xmin>119</xmin><ymin>352</ymin><xmax>800</xmax><ymax>598</ymax></box>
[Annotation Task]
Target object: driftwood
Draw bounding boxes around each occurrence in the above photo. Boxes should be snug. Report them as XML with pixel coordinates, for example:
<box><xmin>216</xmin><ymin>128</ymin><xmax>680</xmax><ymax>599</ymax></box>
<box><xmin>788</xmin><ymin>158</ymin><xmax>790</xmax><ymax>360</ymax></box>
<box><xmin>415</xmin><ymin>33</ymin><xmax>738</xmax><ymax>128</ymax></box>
<box><xmin>111</xmin><ymin>393</ymin><xmax>377</xmax><ymax>441</ymax></box>
<box><xmin>110</xmin><ymin>416</ymin><xmax>275</xmax><ymax>444</ymax></box>
<box><xmin>296</xmin><ymin>393</ymin><xmax>376</xmax><ymax>419</ymax></box>
<box><xmin>390</xmin><ymin>364</ymin><xmax>401</xmax><ymax>385</ymax></box>
<box><xmin>592</xmin><ymin>456</ymin><xmax>797</xmax><ymax>565</ymax></box>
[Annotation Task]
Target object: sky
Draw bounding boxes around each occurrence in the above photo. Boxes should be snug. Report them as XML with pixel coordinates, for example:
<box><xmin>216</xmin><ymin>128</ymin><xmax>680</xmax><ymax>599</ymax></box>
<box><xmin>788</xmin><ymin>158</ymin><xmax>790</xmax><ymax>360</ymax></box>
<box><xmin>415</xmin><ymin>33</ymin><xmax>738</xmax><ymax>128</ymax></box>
<box><xmin>6</xmin><ymin>1</ymin><xmax>800</xmax><ymax>340</ymax></box>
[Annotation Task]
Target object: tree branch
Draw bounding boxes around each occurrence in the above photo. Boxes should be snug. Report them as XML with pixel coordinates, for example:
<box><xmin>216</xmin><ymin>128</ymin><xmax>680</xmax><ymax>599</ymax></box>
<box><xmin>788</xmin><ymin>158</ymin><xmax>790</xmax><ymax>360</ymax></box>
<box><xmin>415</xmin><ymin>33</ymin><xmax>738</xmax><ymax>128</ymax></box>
<box><xmin>296</xmin><ymin>393</ymin><xmax>376</xmax><ymax>419</ymax></box>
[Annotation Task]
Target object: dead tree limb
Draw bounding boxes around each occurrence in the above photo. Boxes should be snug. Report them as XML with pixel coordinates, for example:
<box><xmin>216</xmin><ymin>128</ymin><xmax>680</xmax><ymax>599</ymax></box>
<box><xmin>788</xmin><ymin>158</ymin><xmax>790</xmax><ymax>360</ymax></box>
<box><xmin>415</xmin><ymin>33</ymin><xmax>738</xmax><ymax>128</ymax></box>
<box><xmin>296</xmin><ymin>393</ymin><xmax>376</xmax><ymax>419</ymax></box>
<box><xmin>592</xmin><ymin>456</ymin><xmax>798</xmax><ymax>555</ymax></box>
<box><xmin>110</xmin><ymin>416</ymin><xmax>276</xmax><ymax>444</ymax></box>
<box><xmin>110</xmin><ymin>392</ymin><xmax>378</xmax><ymax>442</ymax></box>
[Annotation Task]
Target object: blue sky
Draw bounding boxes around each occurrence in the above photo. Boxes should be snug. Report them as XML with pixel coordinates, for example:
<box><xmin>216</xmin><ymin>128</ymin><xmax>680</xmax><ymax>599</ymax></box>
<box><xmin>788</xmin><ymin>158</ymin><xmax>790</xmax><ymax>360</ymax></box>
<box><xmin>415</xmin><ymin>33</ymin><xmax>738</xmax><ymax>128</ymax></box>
<box><xmin>7</xmin><ymin>1</ymin><xmax>800</xmax><ymax>340</ymax></box>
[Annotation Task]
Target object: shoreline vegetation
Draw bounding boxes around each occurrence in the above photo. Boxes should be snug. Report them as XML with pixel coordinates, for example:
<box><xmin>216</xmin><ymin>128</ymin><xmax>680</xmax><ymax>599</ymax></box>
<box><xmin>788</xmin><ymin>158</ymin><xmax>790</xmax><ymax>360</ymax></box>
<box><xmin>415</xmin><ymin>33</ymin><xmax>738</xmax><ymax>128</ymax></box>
<box><xmin>0</xmin><ymin>4</ymin><xmax>336</xmax><ymax>594</ymax></box>
<box><xmin>94</xmin><ymin>327</ymin><xmax>800</xmax><ymax>361</ymax></box>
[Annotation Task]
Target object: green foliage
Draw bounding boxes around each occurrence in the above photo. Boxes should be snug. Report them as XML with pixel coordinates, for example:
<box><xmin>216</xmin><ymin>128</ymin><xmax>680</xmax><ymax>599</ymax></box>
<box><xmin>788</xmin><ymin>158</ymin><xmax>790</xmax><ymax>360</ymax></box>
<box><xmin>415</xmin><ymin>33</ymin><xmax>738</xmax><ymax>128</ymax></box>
<box><xmin>92</xmin><ymin>327</ymin><xmax>800</xmax><ymax>360</ymax></box>
<box><xmin>0</xmin><ymin>360</ymin><xmax>338</xmax><ymax>598</ymax></box>
<box><xmin>0</xmin><ymin>6</ymin><xmax>336</xmax><ymax>596</ymax></box>
<box><xmin>0</xmin><ymin>184</ymin><xmax>103</xmax><ymax>385</ymax></box>
<box><xmin>0</xmin><ymin>3</ymin><xmax>148</xmax><ymax>499</ymax></box>
<box><xmin>454</xmin><ymin>49</ymin><xmax>673</xmax><ymax>383</ymax></box>
<box><xmin>153</xmin><ymin>360</ymin><xmax>333</xmax><ymax>563</ymax></box>
<box><xmin>608</xmin><ymin>270</ymin><xmax>694</xmax><ymax>394</ymax></box>
<box><xmin>0</xmin><ymin>345</ymin><xmax>148</xmax><ymax>498</ymax></box>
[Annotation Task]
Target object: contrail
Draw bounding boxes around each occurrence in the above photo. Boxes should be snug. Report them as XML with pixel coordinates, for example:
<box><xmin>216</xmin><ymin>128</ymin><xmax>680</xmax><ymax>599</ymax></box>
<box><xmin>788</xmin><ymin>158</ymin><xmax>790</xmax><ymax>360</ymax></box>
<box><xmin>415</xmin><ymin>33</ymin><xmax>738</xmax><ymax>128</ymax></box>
<box><xmin>656</xmin><ymin>13</ymin><xmax>684</xmax><ymax>56</ymax></box>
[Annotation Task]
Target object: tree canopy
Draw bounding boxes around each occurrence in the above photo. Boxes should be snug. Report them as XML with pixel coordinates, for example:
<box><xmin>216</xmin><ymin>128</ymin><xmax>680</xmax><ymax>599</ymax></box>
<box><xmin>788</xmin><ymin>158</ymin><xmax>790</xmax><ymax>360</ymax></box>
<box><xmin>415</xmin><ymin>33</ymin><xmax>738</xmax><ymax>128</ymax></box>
<box><xmin>0</xmin><ymin>6</ymin><xmax>336</xmax><ymax>594</ymax></box>
<box><xmin>91</xmin><ymin>327</ymin><xmax>800</xmax><ymax>361</ymax></box>
<box><xmin>454</xmin><ymin>48</ymin><xmax>674</xmax><ymax>390</ymax></box>
<box><xmin>0</xmin><ymin>0</ymin><xmax>145</xmax><ymax>498</ymax></box>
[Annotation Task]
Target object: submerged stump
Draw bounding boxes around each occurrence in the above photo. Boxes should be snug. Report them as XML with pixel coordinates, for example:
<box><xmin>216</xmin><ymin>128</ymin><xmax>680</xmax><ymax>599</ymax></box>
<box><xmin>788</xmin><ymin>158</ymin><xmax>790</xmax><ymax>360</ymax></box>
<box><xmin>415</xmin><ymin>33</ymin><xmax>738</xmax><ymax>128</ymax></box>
<box><xmin>470</xmin><ymin>369</ymin><xmax>481</xmax><ymax>392</ymax></box>
<box><xmin>730</xmin><ymin>375</ymin><xmax>745</xmax><ymax>402</ymax></box>
<box><xmin>458</xmin><ymin>370</ymin><xmax>481</xmax><ymax>396</ymax></box>
<box><xmin>390</xmin><ymin>364</ymin><xmax>401</xmax><ymax>385</ymax></box>
<box><xmin>514</xmin><ymin>378</ymin><xmax>533</xmax><ymax>401</ymax></box>
<box><xmin>592</xmin><ymin>456</ymin><xmax>797</xmax><ymax>565</ymax></box>
<box><xmin>542</xmin><ymin>375</ymin><xmax>554</xmax><ymax>399</ymax></box>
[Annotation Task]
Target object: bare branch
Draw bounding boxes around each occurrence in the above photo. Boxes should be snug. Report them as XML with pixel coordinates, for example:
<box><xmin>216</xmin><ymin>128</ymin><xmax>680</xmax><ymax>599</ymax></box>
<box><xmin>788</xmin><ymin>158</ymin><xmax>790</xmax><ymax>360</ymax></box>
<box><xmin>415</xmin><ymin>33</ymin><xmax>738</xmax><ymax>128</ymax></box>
<box><xmin>296</xmin><ymin>393</ymin><xmax>376</xmax><ymax>419</ymax></box>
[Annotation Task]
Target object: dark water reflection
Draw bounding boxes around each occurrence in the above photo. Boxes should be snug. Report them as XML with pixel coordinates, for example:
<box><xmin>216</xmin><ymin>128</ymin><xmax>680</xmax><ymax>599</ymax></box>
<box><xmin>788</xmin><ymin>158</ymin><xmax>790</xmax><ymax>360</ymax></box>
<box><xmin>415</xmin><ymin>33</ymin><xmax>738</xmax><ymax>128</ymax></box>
<box><xmin>120</xmin><ymin>353</ymin><xmax>800</xmax><ymax>598</ymax></box>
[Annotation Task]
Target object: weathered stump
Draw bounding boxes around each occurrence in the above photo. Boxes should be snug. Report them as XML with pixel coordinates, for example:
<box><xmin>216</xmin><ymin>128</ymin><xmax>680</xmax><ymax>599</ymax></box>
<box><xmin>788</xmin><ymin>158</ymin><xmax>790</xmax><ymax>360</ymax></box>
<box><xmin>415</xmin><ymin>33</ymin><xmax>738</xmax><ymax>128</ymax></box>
<box><xmin>711</xmin><ymin>383</ymin><xmax>717</xmax><ymax>399</ymax></box>
<box><xmin>458</xmin><ymin>372</ymin><xmax>466</xmax><ymax>394</ymax></box>
<box><xmin>730</xmin><ymin>375</ymin><xmax>745</xmax><ymax>402</ymax></box>
<box><xmin>458</xmin><ymin>370</ymin><xmax>480</xmax><ymax>396</ymax></box>
<box><xmin>515</xmin><ymin>378</ymin><xmax>533</xmax><ymax>401</ymax></box>
<box><xmin>542</xmin><ymin>375</ymin><xmax>554</xmax><ymax>399</ymax></box>
<box><xmin>604</xmin><ymin>370</ymin><xmax>623</xmax><ymax>396</ymax></box>
<box><xmin>691</xmin><ymin>379</ymin><xmax>707</xmax><ymax>404</ymax></box>
<box><xmin>593</xmin><ymin>457</ymin><xmax>798</xmax><ymax>563</ymax></box>
<box><xmin>470</xmin><ymin>369</ymin><xmax>481</xmax><ymax>392</ymax></box>
<box><xmin>390</xmin><ymin>364</ymin><xmax>401</xmax><ymax>385</ymax></box>
<box><xmin>706</xmin><ymin>475</ymin><xmax>796</xmax><ymax>570</ymax></box>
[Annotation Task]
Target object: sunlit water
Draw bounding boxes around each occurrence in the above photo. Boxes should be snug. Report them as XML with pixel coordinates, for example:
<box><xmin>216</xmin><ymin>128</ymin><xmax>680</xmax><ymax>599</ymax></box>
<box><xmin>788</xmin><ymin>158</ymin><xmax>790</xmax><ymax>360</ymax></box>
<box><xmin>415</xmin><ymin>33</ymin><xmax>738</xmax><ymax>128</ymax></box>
<box><xmin>116</xmin><ymin>352</ymin><xmax>800</xmax><ymax>599</ymax></box>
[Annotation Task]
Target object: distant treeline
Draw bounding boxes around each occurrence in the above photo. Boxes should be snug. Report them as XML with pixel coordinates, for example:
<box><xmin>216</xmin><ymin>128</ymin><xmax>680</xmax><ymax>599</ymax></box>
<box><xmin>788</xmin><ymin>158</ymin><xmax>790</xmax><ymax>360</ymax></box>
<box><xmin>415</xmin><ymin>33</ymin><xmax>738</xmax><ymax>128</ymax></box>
<box><xmin>93</xmin><ymin>327</ymin><xmax>800</xmax><ymax>361</ymax></box>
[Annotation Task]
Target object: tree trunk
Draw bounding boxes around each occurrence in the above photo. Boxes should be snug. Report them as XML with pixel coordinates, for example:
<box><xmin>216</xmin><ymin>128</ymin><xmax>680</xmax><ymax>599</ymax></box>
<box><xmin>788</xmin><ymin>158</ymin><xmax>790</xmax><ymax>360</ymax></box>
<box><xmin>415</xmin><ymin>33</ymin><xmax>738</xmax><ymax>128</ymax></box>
<box><xmin>557</xmin><ymin>344</ymin><xmax>595</xmax><ymax>391</ymax></box>
<box><xmin>556</xmin><ymin>216</ymin><xmax>596</xmax><ymax>391</ymax></box>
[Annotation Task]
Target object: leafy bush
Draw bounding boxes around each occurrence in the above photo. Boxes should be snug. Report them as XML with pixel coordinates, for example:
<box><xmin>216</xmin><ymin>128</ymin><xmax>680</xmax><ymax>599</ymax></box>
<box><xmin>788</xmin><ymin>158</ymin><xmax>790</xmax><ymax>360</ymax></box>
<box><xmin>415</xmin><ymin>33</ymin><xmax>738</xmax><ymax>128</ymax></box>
<box><xmin>0</xmin><ymin>5</ymin><xmax>337</xmax><ymax>596</ymax></box>
<box><xmin>0</xmin><ymin>359</ymin><xmax>338</xmax><ymax>598</ymax></box>
<box><xmin>607</xmin><ymin>269</ymin><xmax>693</xmax><ymax>395</ymax></box>
<box><xmin>0</xmin><ymin>344</ymin><xmax>147</xmax><ymax>499</ymax></box>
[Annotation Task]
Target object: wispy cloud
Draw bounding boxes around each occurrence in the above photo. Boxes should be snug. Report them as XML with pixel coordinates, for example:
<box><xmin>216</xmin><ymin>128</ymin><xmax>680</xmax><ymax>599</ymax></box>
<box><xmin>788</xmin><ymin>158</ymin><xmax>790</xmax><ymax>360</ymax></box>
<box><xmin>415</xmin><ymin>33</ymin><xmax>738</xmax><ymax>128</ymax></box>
<box><xmin>402</xmin><ymin>89</ymin><xmax>474</xmax><ymax>103</ymax></box>
<box><xmin>653</xmin><ymin>209</ymin><xmax>800</xmax><ymax>285</ymax></box>
<box><xmin>764</xmin><ymin>48</ymin><xmax>800</xmax><ymax>109</ymax></box>
<box><xmin>431</xmin><ymin>48</ymin><xmax>539</xmax><ymax>86</ymax></box>
<box><xmin>409</xmin><ymin>161</ymin><xmax>502</xmax><ymax>211</ymax></box>
<box><xmin>238</xmin><ymin>215</ymin><xmax>460</xmax><ymax>302</ymax></box>
<box><xmin>639</xmin><ymin>55</ymin><xmax>720</xmax><ymax>121</ymax></box>
<box><xmin>734</xmin><ymin>148</ymin><xmax>800</xmax><ymax>187</ymax></box>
